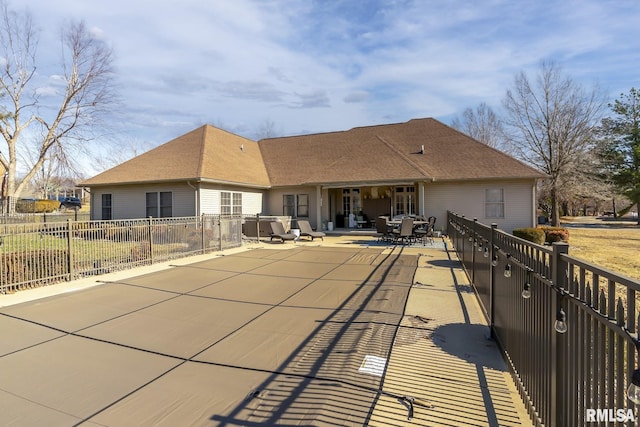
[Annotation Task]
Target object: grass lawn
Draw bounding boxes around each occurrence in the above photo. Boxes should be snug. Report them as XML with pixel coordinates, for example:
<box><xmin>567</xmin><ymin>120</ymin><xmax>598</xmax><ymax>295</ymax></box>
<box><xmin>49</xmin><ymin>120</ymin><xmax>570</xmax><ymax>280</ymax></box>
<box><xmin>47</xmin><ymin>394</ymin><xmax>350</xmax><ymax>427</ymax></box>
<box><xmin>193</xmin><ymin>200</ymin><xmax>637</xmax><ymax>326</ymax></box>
<box><xmin>561</xmin><ymin>217</ymin><xmax>640</xmax><ymax>281</ymax></box>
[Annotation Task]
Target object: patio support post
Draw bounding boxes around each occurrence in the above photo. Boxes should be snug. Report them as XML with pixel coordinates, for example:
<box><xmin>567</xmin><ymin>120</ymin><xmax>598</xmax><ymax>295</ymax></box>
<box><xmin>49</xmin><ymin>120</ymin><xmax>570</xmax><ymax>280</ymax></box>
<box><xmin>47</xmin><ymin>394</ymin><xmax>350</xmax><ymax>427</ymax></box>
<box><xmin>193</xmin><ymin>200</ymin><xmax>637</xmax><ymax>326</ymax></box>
<box><xmin>315</xmin><ymin>185</ymin><xmax>322</xmax><ymax>230</ymax></box>
<box><xmin>489</xmin><ymin>223</ymin><xmax>497</xmax><ymax>340</ymax></box>
<box><xmin>418</xmin><ymin>181</ymin><xmax>425</xmax><ymax>217</ymax></box>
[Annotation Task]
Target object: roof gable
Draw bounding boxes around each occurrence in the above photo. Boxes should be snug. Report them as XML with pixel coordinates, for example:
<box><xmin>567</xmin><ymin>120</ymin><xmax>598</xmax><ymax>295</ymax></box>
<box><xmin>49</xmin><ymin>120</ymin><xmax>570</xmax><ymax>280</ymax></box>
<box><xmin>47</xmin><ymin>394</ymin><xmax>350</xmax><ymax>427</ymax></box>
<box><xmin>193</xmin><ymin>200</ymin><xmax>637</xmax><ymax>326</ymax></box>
<box><xmin>82</xmin><ymin>125</ymin><xmax>270</xmax><ymax>187</ymax></box>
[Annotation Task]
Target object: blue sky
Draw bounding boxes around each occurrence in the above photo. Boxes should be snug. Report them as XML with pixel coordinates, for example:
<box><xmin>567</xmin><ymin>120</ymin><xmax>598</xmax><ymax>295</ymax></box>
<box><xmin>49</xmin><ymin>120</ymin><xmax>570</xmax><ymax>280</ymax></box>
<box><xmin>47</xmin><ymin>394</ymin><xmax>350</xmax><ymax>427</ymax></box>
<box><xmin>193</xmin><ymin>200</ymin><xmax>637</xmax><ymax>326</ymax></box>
<box><xmin>11</xmin><ymin>0</ymin><xmax>640</xmax><ymax>171</ymax></box>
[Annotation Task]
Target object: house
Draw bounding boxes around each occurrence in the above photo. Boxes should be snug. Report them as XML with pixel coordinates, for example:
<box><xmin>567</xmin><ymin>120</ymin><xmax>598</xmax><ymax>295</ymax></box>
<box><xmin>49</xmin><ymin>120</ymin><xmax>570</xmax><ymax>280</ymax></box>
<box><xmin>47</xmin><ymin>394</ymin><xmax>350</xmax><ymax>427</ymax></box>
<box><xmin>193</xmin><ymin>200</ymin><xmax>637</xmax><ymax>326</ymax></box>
<box><xmin>81</xmin><ymin>118</ymin><xmax>546</xmax><ymax>232</ymax></box>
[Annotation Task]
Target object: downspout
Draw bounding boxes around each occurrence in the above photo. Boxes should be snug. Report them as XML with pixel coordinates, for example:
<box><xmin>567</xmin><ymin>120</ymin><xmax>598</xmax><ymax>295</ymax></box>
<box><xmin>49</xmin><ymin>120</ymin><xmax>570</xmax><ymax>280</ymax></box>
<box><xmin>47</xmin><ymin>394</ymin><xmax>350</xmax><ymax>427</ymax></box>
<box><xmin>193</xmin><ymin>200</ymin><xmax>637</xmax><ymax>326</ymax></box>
<box><xmin>532</xmin><ymin>180</ymin><xmax>537</xmax><ymax>227</ymax></box>
<box><xmin>187</xmin><ymin>181</ymin><xmax>199</xmax><ymax>215</ymax></box>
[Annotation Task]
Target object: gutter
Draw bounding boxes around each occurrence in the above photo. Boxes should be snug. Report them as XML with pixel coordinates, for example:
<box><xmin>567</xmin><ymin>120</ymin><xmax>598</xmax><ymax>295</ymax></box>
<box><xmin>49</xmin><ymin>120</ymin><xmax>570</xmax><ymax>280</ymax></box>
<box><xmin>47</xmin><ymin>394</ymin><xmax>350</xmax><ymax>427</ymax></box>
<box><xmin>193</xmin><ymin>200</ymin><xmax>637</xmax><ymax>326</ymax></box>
<box><xmin>82</xmin><ymin>177</ymin><xmax>272</xmax><ymax>190</ymax></box>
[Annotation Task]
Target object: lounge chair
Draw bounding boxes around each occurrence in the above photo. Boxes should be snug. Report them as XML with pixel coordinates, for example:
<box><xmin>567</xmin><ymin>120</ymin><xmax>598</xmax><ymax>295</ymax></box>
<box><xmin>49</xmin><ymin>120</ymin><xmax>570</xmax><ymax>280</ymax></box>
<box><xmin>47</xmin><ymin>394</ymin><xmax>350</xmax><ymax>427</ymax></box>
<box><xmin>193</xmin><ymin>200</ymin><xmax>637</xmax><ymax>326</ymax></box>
<box><xmin>269</xmin><ymin>221</ymin><xmax>296</xmax><ymax>243</ymax></box>
<box><xmin>297</xmin><ymin>220</ymin><xmax>325</xmax><ymax>241</ymax></box>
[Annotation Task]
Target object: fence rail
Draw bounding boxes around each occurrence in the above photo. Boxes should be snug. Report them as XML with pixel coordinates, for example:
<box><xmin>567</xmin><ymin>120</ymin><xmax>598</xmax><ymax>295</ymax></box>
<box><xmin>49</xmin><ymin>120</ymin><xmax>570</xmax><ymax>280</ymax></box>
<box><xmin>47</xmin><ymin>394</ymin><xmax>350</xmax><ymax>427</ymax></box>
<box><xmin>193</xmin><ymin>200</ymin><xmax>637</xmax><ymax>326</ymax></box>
<box><xmin>447</xmin><ymin>212</ymin><xmax>640</xmax><ymax>426</ymax></box>
<box><xmin>0</xmin><ymin>214</ymin><xmax>243</xmax><ymax>294</ymax></box>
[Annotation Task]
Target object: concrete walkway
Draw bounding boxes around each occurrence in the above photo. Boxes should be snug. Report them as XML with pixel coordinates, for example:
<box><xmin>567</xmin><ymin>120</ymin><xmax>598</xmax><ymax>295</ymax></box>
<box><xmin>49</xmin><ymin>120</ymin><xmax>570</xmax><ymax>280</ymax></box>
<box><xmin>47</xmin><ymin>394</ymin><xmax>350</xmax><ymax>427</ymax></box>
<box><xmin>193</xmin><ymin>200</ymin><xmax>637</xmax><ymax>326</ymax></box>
<box><xmin>1</xmin><ymin>234</ymin><xmax>530</xmax><ymax>426</ymax></box>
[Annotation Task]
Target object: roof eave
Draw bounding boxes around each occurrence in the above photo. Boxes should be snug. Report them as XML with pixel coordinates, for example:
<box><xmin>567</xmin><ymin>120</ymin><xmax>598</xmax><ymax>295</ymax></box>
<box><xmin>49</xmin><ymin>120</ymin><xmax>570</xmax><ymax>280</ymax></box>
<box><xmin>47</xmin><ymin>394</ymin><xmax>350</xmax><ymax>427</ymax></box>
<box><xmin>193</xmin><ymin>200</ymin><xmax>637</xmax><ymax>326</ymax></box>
<box><xmin>82</xmin><ymin>177</ymin><xmax>272</xmax><ymax>189</ymax></box>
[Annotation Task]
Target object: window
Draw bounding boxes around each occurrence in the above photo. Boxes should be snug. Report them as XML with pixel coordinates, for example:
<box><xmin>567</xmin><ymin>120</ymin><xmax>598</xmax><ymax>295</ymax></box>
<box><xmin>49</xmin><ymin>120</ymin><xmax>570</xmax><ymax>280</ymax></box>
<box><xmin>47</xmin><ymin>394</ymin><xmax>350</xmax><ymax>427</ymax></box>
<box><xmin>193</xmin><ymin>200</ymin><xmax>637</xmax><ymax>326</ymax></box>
<box><xmin>101</xmin><ymin>194</ymin><xmax>112</xmax><ymax>220</ymax></box>
<box><xmin>485</xmin><ymin>188</ymin><xmax>505</xmax><ymax>218</ymax></box>
<box><xmin>160</xmin><ymin>192</ymin><xmax>172</xmax><ymax>217</ymax></box>
<box><xmin>146</xmin><ymin>191</ymin><xmax>172</xmax><ymax>217</ymax></box>
<box><xmin>283</xmin><ymin>194</ymin><xmax>309</xmax><ymax>217</ymax></box>
<box><xmin>283</xmin><ymin>194</ymin><xmax>295</xmax><ymax>216</ymax></box>
<box><xmin>394</xmin><ymin>186</ymin><xmax>415</xmax><ymax>216</ymax></box>
<box><xmin>341</xmin><ymin>188</ymin><xmax>361</xmax><ymax>215</ymax></box>
<box><xmin>232</xmin><ymin>193</ymin><xmax>242</xmax><ymax>215</ymax></box>
<box><xmin>297</xmin><ymin>194</ymin><xmax>309</xmax><ymax>217</ymax></box>
<box><xmin>221</xmin><ymin>191</ymin><xmax>242</xmax><ymax>215</ymax></box>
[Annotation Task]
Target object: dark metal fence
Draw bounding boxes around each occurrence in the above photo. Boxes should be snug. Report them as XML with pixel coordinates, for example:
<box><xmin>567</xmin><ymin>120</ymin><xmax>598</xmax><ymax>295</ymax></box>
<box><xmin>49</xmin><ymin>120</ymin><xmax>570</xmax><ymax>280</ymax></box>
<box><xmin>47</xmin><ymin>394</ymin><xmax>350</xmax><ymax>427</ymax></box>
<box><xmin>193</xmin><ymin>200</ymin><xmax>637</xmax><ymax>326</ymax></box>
<box><xmin>448</xmin><ymin>211</ymin><xmax>640</xmax><ymax>426</ymax></box>
<box><xmin>0</xmin><ymin>215</ymin><xmax>242</xmax><ymax>293</ymax></box>
<box><xmin>0</xmin><ymin>211</ymin><xmax>91</xmax><ymax>224</ymax></box>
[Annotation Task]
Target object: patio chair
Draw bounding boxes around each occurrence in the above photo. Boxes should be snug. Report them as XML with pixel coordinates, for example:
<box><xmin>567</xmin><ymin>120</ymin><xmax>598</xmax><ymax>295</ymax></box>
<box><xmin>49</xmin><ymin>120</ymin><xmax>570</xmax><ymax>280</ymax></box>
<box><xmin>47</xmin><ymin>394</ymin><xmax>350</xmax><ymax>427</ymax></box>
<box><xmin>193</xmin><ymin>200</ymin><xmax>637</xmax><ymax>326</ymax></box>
<box><xmin>297</xmin><ymin>220</ymin><xmax>325</xmax><ymax>241</ymax></box>
<box><xmin>415</xmin><ymin>216</ymin><xmax>436</xmax><ymax>245</ymax></box>
<box><xmin>392</xmin><ymin>217</ymin><xmax>415</xmax><ymax>245</ymax></box>
<box><xmin>269</xmin><ymin>221</ymin><xmax>296</xmax><ymax>243</ymax></box>
<box><xmin>375</xmin><ymin>217</ymin><xmax>392</xmax><ymax>242</ymax></box>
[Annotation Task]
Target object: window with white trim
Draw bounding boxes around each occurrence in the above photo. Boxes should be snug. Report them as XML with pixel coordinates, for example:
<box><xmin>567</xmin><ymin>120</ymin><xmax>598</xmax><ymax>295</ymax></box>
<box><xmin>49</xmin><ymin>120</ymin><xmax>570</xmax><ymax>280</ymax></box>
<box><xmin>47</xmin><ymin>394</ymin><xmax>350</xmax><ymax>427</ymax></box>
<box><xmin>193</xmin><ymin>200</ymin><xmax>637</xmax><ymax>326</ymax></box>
<box><xmin>394</xmin><ymin>186</ymin><xmax>415</xmax><ymax>216</ymax></box>
<box><xmin>221</xmin><ymin>191</ymin><xmax>242</xmax><ymax>215</ymax></box>
<box><xmin>485</xmin><ymin>188</ymin><xmax>505</xmax><ymax>219</ymax></box>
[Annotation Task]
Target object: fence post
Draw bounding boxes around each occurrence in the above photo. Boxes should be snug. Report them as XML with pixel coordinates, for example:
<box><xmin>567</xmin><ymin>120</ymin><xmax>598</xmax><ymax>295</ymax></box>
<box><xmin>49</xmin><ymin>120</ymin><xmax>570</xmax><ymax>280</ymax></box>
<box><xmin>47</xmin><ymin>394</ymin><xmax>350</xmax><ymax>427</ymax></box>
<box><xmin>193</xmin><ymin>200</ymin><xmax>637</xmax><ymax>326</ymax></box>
<box><xmin>472</xmin><ymin>218</ymin><xmax>478</xmax><ymax>285</ymax></box>
<box><xmin>256</xmin><ymin>213</ymin><xmax>260</xmax><ymax>243</ymax></box>
<box><xmin>66</xmin><ymin>219</ymin><xmax>75</xmax><ymax>281</ymax></box>
<box><xmin>218</xmin><ymin>217</ymin><xmax>223</xmax><ymax>251</ymax></box>
<box><xmin>460</xmin><ymin>215</ymin><xmax>466</xmax><ymax>266</ymax></box>
<box><xmin>148</xmin><ymin>216</ymin><xmax>154</xmax><ymax>264</ymax></box>
<box><xmin>489</xmin><ymin>223</ymin><xmax>498</xmax><ymax>340</ymax></box>
<box><xmin>201</xmin><ymin>214</ymin><xmax>206</xmax><ymax>254</ymax></box>
<box><xmin>551</xmin><ymin>242</ymin><xmax>569</xmax><ymax>426</ymax></box>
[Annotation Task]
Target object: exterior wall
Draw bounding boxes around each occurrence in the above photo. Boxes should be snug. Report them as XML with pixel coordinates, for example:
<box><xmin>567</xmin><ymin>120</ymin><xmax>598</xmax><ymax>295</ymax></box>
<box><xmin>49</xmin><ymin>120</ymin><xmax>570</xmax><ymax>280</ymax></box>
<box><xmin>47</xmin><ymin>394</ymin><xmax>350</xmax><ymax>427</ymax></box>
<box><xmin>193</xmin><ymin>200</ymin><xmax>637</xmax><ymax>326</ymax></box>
<box><xmin>90</xmin><ymin>183</ymin><xmax>196</xmax><ymax>220</ymax></box>
<box><xmin>423</xmin><ymin>179</ymin><xmax>536</xmax><ymax>233</ymax></box>
<box><xmin>199</xmin><ymin>188</ymin><xmax>220</xmax><ymax>214</ymax></box>
<box><xmin>265</xmin><ymin>186</ymin><xmax>321</xmax><ymax>229</ymax></box>
<box><xmin>242</xmin><ymin>191</ymin><xmax>264</xmax><ymax>215</ymax></box>
<box><xmin>198</xmin><ymin>185</ymin><xmax>265</xmax><ymax>215</ymax></box>
<box><xmin>89</xmin><ymin>179</ymin><xmax>535</xmax><ymax>230</ymax></box>
<box><xmin>90</xmin><ymin>183</ymin><xmax>265</xmax><ymax>220</ymax></box>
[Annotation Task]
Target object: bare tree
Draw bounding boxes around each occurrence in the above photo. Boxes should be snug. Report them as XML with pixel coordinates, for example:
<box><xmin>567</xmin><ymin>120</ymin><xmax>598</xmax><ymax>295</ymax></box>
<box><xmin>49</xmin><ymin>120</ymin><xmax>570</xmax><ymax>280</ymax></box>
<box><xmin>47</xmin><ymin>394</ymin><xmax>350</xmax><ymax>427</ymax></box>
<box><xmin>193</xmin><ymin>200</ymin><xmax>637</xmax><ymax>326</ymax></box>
<box><xmin>502</xmin><ymin>61</ymin><xmax>606</xmax><ymax>226</ymax></box>
<box><xmin>450</xmin><ymin>102</ymin><xmax>509</xmax><ymax>152</ymax></box>
<box><xmin>254</xmin><ymin>118</ymin><xmax>283</xmax><ymax>140</ymax></box>
<box><xmin>0</xmin><ymin>1</ymin><xmax>116</xmax><ymax>212</ymax></box>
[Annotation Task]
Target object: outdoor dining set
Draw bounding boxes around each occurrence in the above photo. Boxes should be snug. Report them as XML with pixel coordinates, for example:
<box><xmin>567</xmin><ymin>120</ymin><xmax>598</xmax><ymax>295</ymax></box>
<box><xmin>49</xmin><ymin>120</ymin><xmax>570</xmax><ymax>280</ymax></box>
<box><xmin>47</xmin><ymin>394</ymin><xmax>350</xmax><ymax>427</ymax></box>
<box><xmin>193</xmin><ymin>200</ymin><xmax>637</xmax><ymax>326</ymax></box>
<box><xmin>375</xmin><ymin>215</ymin><xmax>437</xmax><ymax>245</ymax></box>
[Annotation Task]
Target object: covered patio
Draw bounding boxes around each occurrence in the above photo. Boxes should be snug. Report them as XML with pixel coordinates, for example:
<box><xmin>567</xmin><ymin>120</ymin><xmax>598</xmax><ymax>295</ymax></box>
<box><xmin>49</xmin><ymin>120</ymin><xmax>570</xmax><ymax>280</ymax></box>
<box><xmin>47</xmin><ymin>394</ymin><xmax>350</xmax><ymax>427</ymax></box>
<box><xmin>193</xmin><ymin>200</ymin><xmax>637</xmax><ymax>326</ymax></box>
<box><xmin>0</xmin><ymin>235</ymin><xmax>528</xmax><ymax>426</ymax></box>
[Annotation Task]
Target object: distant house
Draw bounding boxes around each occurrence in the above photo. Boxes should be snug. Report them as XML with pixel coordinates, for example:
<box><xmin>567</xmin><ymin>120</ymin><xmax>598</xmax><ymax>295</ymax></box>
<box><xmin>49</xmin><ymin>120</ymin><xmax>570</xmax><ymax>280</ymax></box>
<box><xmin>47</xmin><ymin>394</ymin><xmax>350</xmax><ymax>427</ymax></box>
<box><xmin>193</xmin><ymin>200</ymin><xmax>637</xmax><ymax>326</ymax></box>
<box><xmin>81</xmin><ymin>118</ymin><xmax>546</xmax><ymax>232</ymax></box>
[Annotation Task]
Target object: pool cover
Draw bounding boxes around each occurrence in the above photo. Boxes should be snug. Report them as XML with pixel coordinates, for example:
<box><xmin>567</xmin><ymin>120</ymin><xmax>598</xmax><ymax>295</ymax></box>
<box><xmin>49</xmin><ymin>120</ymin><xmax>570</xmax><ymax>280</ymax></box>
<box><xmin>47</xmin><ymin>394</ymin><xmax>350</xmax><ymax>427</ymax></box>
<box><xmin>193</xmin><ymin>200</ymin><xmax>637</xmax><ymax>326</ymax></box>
<box><xmin>0</xmin><ymin>246</ymin><xmax>418</xmax><ymax>426</ymax></box>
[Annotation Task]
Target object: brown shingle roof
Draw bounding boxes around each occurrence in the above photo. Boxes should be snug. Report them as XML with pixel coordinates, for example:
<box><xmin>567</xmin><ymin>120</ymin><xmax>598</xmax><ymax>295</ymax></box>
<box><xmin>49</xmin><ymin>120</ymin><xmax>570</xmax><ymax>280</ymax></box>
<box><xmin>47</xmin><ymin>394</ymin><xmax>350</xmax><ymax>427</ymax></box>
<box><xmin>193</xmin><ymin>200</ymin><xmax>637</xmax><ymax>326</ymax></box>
<box><xmin>82</xmin><ymin>125</ymin><xmax>270</xmax><ymax>187</ymax></box>
<box><xmin>82</xmin><ymin>118</ymin><xmax>544</xmax><ymax>189</ymax></box>
<box><xmin>258</xmin><ymin>118</ymin><xmax>545</xmax><ymax>186</ymax></box>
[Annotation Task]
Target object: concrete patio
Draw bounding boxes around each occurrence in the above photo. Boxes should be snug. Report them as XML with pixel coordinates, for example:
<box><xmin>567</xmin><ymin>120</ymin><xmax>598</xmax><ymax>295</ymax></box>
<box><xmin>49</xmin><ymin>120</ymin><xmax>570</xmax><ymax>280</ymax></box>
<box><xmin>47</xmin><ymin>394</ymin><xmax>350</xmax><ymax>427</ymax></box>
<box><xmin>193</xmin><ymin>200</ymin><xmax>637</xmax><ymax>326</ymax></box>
<box><xmin>0</xmin><ymin>233</ymin><xmax>529</xmax><ymax>426</ymax></box>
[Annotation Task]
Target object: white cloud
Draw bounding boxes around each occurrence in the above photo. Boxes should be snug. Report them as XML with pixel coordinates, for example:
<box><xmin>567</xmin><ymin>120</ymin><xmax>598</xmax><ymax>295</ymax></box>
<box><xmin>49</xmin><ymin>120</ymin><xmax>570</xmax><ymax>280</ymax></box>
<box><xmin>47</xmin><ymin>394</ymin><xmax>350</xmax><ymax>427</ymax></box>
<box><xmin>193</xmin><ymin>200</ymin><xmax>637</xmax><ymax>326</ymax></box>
<box><xmin>7</xmin><ymin>0</ymin><xmax>639</xmax><ymax>157</ymax></box>
<box><xmin>344</xmin><ymin>91</ymin><xmax>370</xmax><ymax>103</ymax></box>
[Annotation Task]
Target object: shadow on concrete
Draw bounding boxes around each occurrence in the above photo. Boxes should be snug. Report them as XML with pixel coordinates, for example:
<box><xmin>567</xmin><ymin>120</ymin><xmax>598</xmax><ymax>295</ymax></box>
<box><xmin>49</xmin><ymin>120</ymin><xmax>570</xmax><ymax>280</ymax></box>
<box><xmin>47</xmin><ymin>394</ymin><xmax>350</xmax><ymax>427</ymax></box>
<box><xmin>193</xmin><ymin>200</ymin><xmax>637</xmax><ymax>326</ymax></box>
<box><xmin>430</xmin><ymin>323</ymin><xmax>506</xmax><ymax>372</ymax></box>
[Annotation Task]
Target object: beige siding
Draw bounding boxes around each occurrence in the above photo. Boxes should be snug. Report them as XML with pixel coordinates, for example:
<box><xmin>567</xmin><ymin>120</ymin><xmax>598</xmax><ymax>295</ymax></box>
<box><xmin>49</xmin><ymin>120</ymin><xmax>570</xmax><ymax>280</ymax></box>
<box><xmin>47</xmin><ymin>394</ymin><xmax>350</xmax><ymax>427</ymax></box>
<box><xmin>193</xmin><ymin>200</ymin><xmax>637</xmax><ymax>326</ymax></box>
<box><xmin>423</xmin><ymin>180</ymin><xmax>536</xmax><ymax>233</ymax></box>
<box><xmin>90</xmin><ymin>184</ymin><xmax>196</xmax><ymax>219</ymax></box>
<box><xmin>266</xmin><ymin>186</ymin><xmax>321</xmax><ymax>228</ymax></box>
